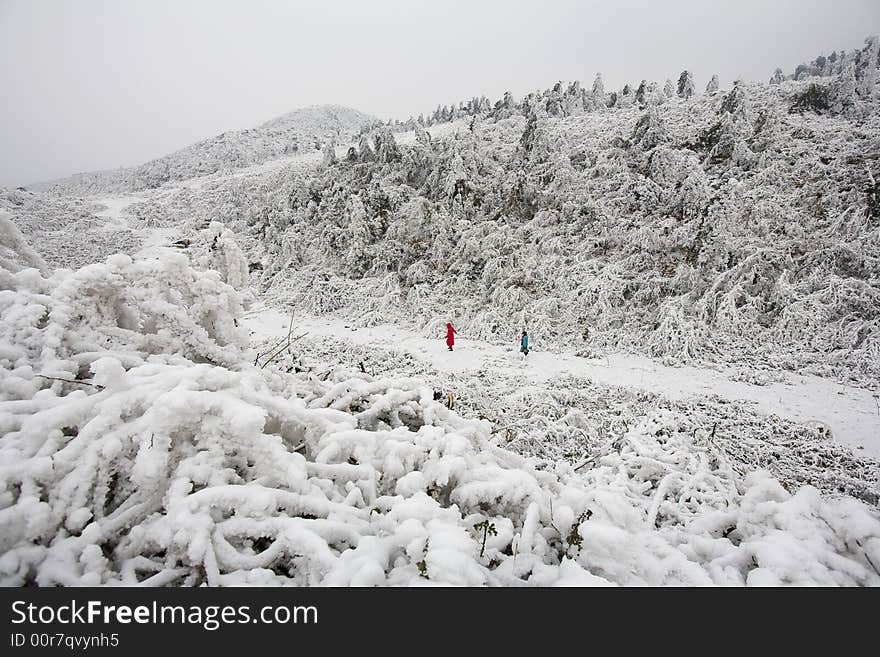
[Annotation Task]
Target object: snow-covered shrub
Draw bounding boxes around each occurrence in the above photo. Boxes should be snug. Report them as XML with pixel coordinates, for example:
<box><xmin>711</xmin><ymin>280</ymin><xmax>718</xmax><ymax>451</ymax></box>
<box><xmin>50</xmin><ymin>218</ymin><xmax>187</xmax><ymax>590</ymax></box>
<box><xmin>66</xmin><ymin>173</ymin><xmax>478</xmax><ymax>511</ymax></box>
<box><xmin>203</xmin><ymin>46</ymin><xmax>878</xmax><ymax>385</ymax></box>
<box><xmin>198</xmin><ymin>222</ymin><xmax>251</xmax><ymax>297</ymax></box>
<box><xmin>5</xmin><ymin>30</ymin><xmax>880</xmax><ymax>590</ymax></box>
<box><xmin>0</xmin><ymin>210</ymin><xmax>48</xmax><ymax>275</ymax></box>
<box><xmin>1</xmin><ymin>220</ymin><xmax>878</xmax><ymax>586</ymax></box>
<box><xmin>0</xmin><ymin>250</ymin><xmax>248</xmax><ymax>378</ymax></box>
<box><xmin>3</xmin><ymin>349</ymin><xmax>878</xmax><ymax>586</ymax></box>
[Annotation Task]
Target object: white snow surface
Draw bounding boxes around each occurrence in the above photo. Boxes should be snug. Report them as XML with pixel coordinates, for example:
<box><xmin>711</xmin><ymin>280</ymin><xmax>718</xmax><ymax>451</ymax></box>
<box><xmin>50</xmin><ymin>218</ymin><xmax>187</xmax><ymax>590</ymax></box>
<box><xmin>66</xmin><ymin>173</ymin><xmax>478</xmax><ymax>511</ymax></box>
<box><xmin>244</xmin><ymin>306</ymin><xmax>880</xmax><ymax>460</ymax></box>
<box><xmin>3</xmin><ymin>44</ymin><xmax>880</xmax><ymax>586</ymax></box>
<box><xmin>30</xmin><ymin>105</ymin><xmax>375</xmax><ymax>196</ymax></box>
<box><xmin>0</xmin><ymin>239</ymin><xmax>877</xmax><ymax>586</ymax></box>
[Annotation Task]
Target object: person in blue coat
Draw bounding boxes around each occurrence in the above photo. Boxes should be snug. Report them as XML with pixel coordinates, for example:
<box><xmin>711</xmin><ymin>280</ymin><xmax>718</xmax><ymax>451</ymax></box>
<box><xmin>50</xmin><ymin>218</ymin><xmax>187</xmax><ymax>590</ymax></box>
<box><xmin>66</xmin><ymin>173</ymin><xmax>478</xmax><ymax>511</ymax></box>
<box><xmin>520</xmin><ymin>330</ymin><xmax>529</xmax><ymax>356</ymax></box>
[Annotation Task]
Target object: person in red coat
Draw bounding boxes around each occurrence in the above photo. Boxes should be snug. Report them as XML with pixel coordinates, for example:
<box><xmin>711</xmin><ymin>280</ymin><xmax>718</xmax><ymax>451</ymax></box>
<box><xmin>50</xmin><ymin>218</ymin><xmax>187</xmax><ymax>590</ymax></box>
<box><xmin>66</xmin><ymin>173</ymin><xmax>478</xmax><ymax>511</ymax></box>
<box><xmin>445</xmin><ymin>322</ymin><xmax>457</xmax><ymax>351</ymax></box>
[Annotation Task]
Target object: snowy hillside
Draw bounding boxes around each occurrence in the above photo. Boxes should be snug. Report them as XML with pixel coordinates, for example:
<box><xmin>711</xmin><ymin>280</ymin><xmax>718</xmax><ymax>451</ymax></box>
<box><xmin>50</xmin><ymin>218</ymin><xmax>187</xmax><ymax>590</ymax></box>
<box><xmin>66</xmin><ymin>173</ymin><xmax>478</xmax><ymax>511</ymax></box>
<box><xmin>1</xmin><ymin>234</ymin><xmax>878</xmax><ymax>586</ymax></box>
<box><xmin>48</xmin><ymin>39</ymin><xmax>879</xmax><ymax>385</ymax></box>
<box><xmin>29</xmin><ymin>105</ymin><xmax>375</xmax><ymax>196</ymax></box>
<box><xmin>1</xmin><ymin>37</ymin><xmax>880</xmax><ymax>587</ymax></box>
<box><xmin>247</xmin><ymin>69</ymin><xmax>880</xmax><ymax>387</ymax></box>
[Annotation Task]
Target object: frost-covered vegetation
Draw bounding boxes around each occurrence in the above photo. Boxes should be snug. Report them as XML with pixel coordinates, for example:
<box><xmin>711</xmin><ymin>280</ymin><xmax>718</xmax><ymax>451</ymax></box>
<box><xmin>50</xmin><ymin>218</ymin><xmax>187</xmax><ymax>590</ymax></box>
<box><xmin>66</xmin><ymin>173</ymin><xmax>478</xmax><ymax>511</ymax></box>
<box><xmin>1</xmin><ymin>238</ymin><xmax>878</xmax><ymax>585</ymax></box>
<box><xmin>30</xmin><ymin>105</ymin><xmax>373</xmax><ymax>196</ymax></box>
<box><xmin>272</xmin><ymin>331</ymin><xmax>879</xmax><ymax>506</ymax></box>
<box><xmin>245</xmin><ymin>39</ymin><xmax>880</xmax><ymax>385</ymax></box>
<box><xmin>33</xmin><ymin>38</ymin><xmax>875</xmax><ymax>384</ymax></box>
<box><xmin>1</xmin><ymin>189</ymin><xmax>142</xmax><ymax>270</ymax></box>
<box><xmin>2</xmin><ymin>37</ymin><xmax>880</xmax><ymax>587</ymax></box>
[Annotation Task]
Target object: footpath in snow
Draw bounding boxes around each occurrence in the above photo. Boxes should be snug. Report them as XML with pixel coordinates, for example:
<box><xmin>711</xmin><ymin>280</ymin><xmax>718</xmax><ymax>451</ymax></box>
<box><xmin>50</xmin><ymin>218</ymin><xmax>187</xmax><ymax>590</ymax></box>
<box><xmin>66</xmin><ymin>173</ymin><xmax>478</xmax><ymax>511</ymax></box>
<box><xmin>244</xmin><ymin>305</ymin><xmax>880</xmax><ymax>460</ymax></box>
<box><xmin>85</xmin><ymin>192</ymin><xmax>879</xmax><ymax>463</ymax></box>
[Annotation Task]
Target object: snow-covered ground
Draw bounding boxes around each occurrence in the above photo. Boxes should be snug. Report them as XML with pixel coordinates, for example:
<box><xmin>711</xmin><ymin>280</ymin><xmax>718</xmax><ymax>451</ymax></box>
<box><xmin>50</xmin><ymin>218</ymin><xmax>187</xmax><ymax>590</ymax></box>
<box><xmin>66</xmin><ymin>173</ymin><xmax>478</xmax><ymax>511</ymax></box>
<box><xmin>2</xmin><ymin>238</ymin><xmax>878</xmax><ymax>586</ymax></box>
<box><xmin>3</xmin><ymin>45</ymin><xmax>880</xmax><ymax>586</ymax></box>
<box><xmin>68</xmin><ymin>119</ymin><xmax>467</xmax><ymax>262</ymax></box>
<box><xmin>92</xmin><ymin>195</ymin><xmax>142</xmax><ymax>230</ymax></box>
<box><xmin>244</xmin><ymin>305</ymin><xmax>880</xmax><ymax>460</ymax></box>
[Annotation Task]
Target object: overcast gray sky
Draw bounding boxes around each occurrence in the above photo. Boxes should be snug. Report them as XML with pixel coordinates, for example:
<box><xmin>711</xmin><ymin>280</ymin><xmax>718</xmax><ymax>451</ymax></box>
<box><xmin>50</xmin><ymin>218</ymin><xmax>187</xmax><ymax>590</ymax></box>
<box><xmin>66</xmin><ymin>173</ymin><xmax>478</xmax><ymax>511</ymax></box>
<box><xmin>1</xmin><ymin>0</ymin><xmax>878</xmax><ymax>187</ymax></box>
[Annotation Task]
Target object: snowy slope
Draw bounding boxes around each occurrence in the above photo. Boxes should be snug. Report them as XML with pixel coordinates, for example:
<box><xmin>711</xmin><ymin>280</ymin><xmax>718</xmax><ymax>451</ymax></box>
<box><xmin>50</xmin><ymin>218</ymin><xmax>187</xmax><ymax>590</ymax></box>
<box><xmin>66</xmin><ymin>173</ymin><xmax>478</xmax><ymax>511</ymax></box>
<box><xmin>244</xmin><ymin>305</ymin><xmax>880</xmax><ymax>461</ymax></box>
<box><xmin>241</xmin><ymin>75</ymin><xmax>880</xmax><ymax>387</ymax></box>
<box><xmin>29</xmin><ymin>104</ymin><xmax>375</xmax><ymax>196</ymax></box>
<box><xmin>36</xmin><ymin>49</ymin><xmax>878</xmax><ymax>385</ymax></box>
<box><xmin>1</xmin><ymin>241</ymin><xmax>878</xmax><ymax>586</ymax></box>
<box><xmin>2</xmin><ymin>37</ymin><xmax>880</xmax><ymax>587</ymax></box>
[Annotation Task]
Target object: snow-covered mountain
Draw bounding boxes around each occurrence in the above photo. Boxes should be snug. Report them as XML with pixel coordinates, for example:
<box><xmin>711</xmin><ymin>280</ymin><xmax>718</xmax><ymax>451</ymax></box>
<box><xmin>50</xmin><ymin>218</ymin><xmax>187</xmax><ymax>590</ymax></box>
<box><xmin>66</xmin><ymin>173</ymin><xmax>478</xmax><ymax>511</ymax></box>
<box><xmin>50</xmin><ymin>37</ymin><xmax>874</xmax><ymax>385</ymax></box>
<box><xmin>29</xmin><ymin>104</ymin><xmax>375</xmax><ymax>196</ymax></box>
<box><xmin>1</xmin><ymin>36</ymin><xmax>879</xmax><ymax>587</ymax></box>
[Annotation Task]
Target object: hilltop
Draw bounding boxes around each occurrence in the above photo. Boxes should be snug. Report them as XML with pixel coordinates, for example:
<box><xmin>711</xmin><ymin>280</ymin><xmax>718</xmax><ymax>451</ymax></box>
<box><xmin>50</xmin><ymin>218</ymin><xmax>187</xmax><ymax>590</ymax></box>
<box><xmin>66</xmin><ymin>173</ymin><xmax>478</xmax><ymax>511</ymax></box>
<box><xmin>29</xmin><ymin>104</ymin><xmax>374</xmax><ymax>196</ymax></box>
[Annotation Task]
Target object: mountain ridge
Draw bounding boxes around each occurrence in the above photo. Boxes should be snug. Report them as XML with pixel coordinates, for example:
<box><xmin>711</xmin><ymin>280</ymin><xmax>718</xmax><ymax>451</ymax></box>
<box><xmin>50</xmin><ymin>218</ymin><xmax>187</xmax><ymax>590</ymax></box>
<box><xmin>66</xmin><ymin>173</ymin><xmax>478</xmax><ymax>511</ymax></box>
<box><xmin>29</xmin><ymin>103</ymin><xmax>375</xmax><ymax>195</ymax></box>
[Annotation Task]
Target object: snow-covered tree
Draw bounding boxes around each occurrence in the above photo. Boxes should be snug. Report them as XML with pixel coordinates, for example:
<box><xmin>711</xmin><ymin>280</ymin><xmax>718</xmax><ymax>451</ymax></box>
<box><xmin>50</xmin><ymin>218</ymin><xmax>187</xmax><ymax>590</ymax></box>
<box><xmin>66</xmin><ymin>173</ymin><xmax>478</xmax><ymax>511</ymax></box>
<box><xmin>493</xmin><ymin>91</ymin><xmax>517</xmax><ymax>119</ymax></box>
<box><xmin>374</xmin><ymin>126</ymin><xmax>401</xmax><ymax>164</ymax></box>
<box><xmin>358</xmin><ymin>133</ymin><xmax>376</xmax><ymax>162</ymax></box>
<box><xmin>677</xmin><ymin>70</ymin><xmax>695</xmax><ymax>99</ymax></box>
<box><xmin>855</xmin><ymin>35</ymin><xmax>879</xmax><ymax>97</ymax></box>
<box><xmin>831</xmin><ymin>61</ymin><xmax>858</xmax><ymax>114</ymax></box>
<box><xmin>321</xmin><ymin>139</ymin><xmax>337</xmax><ymax>167</ymax></box>
<box><xmin>706</xmin><ymin>74</ymin><xmax>720</xmax><ymax>93</ymax></box>
<box><xmin>630</xmin><ymin>107</ymin><xmax>669</xmax><ymax>151</ymax></box>
<box><xmin>592</xmin><ymin>73</ymin><xmax>605</xmax><ymax>99</ymax></box>
<box><xmin>635</xmin><ymin>79</ymin><xmax>648</xmax><ymax>105</ymax></box>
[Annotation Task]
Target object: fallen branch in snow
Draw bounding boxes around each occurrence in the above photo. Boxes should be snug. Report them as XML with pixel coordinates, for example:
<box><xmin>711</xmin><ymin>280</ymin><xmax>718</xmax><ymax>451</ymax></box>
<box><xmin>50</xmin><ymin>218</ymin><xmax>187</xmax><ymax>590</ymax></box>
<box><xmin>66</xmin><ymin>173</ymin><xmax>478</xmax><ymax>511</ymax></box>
<box><xmin>258</xmin><ymin>334</ymin><xmax>307</xmax><ymax>369</ymax></box>
<box><xmin>856</xmin><ymin>539</ymin><xmax>880</xmax><ymax>577</ymax></box>
<box><xmin>254</xmin><ymin>313</ymin><xmax>295</xmax><ymax>365</ymax></box>
<box><xmin>574</xmin><ymin>456</ymin><xmax>598</xmax><ymax>471</ymax></box>
<box><xmin>35</xmin><ymin>374</ymin><xmax>105</xmax><ymax>390</ymax></box>
<box><xmin>257</xmin><ymin>325</ymin><xmax>307</xmax><ymax>369</ymax></box>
